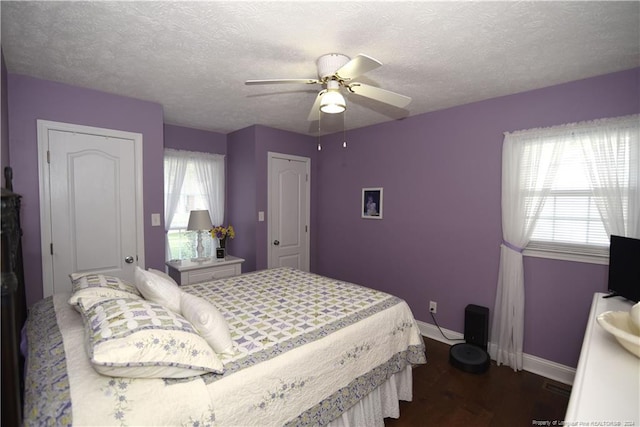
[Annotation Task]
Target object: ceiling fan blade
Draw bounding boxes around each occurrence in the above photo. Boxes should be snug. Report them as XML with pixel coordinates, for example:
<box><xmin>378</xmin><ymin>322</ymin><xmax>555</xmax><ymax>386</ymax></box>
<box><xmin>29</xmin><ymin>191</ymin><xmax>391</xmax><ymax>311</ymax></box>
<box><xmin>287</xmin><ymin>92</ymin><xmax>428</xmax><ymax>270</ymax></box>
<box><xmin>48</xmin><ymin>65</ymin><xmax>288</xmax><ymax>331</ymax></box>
<box><xmin>245</xmin><ymin>78</ymin><xmax>319</xmax><ymax>85</ymax></box>
<box><xmin>307</xmin><ymin>90</ymin><xmax>325</xmax><ymax>121</ymax></box>
<box><xmin>348</xmin><ymin>83</ymin><xmax>412</xmax><ymax>108</ymax></box>
<box><xmin>335</xmin><ymin>54</ymin><xmax>382</xmax><ymax>80</ymax></box>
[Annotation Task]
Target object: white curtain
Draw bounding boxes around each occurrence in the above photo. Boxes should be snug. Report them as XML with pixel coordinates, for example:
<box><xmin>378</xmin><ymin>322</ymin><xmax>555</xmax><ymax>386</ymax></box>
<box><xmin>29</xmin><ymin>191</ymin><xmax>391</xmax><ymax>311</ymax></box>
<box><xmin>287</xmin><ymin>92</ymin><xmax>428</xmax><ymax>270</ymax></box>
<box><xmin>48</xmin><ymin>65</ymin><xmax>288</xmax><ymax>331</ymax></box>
<box><xmin>192</xmin><ymin>154</ymin><xmax>225</xmax><ymax>226</ymax></box>
<box><xmin>164</xmin><ymin>149</ymin><xmax>188</xmax><ymax>260</ymax></box>
<box><xmin>164</xmin><ymin>149</ymin><xmax>225</xmax><ymax>260</ymax></box>
<box><xmin>579</xmin><ymin>115</ymin><xmax>640</xmax><ymax>238</ymax></box>
<box><xmin>492</xmin><ymin>130</ymin><xmax>567</xmax><ymax>370</ymax></box>
<box><xmin>493</xmin><ymin>114</ymin><xmax>640</xmax><ymax>370</ymax></box>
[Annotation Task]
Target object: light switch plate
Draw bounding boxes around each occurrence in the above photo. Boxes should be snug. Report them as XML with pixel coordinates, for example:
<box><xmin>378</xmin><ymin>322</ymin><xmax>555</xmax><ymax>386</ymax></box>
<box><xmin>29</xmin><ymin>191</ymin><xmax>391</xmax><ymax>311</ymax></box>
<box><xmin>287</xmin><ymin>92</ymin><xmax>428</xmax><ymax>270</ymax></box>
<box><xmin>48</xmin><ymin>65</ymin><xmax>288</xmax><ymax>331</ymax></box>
<box><xmin>258</xmin><ymin>211</ymin><xmax>264</xmax><ymax>222</ymax></box>
<box><xmin>151</xmin><ymin>213</ymin><xmax>161</xmax><ymax>226</ymax></box>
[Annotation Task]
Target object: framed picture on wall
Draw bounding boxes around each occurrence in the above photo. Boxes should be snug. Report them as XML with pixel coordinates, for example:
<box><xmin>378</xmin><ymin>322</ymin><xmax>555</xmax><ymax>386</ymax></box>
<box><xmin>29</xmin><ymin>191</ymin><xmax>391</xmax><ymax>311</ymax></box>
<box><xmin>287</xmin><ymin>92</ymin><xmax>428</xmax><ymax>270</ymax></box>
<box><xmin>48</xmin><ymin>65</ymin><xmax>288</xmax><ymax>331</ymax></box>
<box><xmin>362</xmin><ymin>188</ymin><xmax>383</xmax><ymax>219</ymax></box>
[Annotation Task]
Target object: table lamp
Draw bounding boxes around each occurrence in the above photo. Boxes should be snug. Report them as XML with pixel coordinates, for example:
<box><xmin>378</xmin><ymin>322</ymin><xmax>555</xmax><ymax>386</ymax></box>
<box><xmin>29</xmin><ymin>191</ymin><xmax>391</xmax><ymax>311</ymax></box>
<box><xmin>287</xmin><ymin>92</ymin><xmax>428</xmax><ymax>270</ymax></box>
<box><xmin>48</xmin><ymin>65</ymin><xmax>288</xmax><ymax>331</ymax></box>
<box><xmin>187</xmin><ymin>209</ymin><xmax>213</xmax><ymax>261</ymax></box>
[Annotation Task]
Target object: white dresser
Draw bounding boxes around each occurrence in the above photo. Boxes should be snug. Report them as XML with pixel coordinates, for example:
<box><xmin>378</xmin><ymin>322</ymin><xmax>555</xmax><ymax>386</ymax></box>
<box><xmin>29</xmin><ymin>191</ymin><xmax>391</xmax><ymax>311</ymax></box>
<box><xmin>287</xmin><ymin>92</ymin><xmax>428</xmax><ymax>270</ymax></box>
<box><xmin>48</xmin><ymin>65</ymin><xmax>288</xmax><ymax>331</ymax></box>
<box><xmin>165</xmin><ymin>256</ymin><xmax>245</xmax><ymax>286</ymax></box>
<box><xmin>565</xmin><ymin>293</ymin><xmax>639</xmax><ymax>425</ymax></box>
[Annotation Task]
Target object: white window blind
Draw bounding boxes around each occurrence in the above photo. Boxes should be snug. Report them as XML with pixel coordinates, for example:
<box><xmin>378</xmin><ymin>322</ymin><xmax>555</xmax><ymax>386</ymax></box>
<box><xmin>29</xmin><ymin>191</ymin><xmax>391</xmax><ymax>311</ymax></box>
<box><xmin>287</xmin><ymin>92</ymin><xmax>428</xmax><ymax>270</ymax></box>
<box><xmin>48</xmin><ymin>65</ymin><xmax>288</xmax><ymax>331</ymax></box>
<box><xmin>527</xmin><ymin>140</ymin><xmax>613</xmax><ymax>256</ymax></box>
<box><xmin>520</xmin><ymin>115</ymin><xmax>638</xmax><ymax>260</ymax></box>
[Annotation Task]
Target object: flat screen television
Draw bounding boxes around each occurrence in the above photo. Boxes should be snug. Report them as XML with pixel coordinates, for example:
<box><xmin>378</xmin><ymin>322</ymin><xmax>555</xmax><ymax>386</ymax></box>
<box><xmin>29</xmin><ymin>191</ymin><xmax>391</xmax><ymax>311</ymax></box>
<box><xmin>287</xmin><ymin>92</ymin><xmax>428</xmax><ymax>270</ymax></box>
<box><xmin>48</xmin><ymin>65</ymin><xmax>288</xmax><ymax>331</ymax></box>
<box><xmin>607</xmin><ymin>235</ymin><xmax>640</xmax><ymax>302</ymax></box>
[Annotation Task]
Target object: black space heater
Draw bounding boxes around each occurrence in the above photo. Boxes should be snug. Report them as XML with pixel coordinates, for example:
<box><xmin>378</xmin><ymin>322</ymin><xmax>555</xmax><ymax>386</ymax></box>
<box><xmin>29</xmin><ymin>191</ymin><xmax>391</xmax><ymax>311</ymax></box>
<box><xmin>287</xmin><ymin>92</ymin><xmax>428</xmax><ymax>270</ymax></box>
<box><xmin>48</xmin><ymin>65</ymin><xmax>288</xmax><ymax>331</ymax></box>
<box><xmin>449</xmin><ymin>304</ymin><xmax>490</xmax><ymax>374</ymax></box>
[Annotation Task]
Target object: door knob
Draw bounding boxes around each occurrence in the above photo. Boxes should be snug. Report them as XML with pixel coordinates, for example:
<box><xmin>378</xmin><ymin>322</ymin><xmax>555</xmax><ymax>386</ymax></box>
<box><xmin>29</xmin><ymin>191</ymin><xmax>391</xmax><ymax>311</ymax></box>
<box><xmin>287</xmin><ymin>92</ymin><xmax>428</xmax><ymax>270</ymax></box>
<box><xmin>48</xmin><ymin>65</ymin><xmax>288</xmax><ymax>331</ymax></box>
<box><xmin>273</xmin><ymin>240</ymin><xmax>280</xmax><ymax>246</ymax></box>
<box><xmin>125</xmin><ymin>256</ymin><xmax>134</xmax><ymax>264</ymax></box>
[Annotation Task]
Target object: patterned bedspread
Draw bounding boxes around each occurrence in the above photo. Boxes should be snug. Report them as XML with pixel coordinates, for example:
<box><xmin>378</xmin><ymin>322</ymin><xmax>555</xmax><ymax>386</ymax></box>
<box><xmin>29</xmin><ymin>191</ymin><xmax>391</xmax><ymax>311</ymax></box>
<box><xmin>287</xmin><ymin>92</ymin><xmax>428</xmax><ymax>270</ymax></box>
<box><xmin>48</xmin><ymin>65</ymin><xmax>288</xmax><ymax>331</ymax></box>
<box><xmin>24</xmin><ymin>267</ymin><xmax>426</xmax><ymax>426</ymax></box>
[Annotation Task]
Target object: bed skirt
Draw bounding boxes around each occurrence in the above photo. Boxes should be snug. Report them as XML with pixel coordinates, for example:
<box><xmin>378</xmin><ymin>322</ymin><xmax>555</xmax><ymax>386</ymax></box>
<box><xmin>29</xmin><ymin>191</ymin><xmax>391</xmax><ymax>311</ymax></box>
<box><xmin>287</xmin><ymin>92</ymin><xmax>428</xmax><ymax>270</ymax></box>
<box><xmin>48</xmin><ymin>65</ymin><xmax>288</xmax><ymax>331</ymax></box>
<box><xmin>328</xmin><ymin>365</ymin><xmax>413</xmax><ymax>427</ymax></box>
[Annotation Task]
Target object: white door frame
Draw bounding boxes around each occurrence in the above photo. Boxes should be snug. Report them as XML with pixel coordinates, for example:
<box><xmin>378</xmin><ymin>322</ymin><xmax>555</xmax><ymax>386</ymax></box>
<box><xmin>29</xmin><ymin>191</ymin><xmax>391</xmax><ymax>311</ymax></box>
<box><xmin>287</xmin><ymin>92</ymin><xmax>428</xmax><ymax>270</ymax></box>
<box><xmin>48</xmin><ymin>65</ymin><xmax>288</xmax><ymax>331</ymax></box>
<box><xmin>37</xmin><ymin>120</ymin><xmax>145</xmax><ymax>297</ymax></box>
<box><xmin>267</xmin><ymin>151</ymin><xmax>311</xmax><ymax>270</ymax></box>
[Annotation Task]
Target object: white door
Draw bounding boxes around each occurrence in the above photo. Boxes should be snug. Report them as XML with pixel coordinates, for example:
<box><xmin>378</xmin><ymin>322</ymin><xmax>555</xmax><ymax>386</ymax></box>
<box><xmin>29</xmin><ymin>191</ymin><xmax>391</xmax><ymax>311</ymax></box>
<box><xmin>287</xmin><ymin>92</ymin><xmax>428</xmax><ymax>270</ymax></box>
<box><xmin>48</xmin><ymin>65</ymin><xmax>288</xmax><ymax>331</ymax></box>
<box><xmin>38</xmin><ymin>121</ymin><xmax>144</xmax><ymax>297</ymax></box>
<box><xmin>268</xmin><ymin>153</ymin><xmax>310</xmax><ymax>270</ymax></box>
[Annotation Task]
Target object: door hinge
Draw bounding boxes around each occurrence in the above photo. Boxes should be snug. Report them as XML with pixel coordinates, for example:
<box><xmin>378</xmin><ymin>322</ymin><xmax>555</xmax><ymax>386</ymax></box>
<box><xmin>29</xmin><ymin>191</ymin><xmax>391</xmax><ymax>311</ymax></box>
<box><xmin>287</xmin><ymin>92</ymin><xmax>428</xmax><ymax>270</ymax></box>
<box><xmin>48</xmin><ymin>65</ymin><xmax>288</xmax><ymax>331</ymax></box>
<box><xmin>305</xmin><ymin>225</ymin><xmax>308</xmax><ymax>232</ymax></box>
<box><xmin>50</xmin><ymin>243</ymin><xmax>53</xmax><ymax>255</ymax></box>
<box><xmin>47</xmin><ymin>150</ymin><xmax>51</xmax><ymax>164</ymax></box>
<box><xmin>306</xmin><ymin>174</ymin><xmax>308</xmax><ymax>182</ymax></box>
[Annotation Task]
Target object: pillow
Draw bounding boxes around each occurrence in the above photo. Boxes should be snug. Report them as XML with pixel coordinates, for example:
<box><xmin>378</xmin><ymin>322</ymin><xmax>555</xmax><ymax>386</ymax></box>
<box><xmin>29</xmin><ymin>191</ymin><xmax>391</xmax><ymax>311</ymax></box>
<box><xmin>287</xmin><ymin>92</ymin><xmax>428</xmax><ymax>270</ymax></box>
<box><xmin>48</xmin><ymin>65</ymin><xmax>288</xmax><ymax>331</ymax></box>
<box><xmin>70</xmin><ymin>273</ymin><xmax>141</xmax><ymax>296</ymax></box>
<box><xmin>148</xmin><ymin>268</ymin><xmax>178</xmax><ymax>286</ymax></box>
<box><xmin>180</xmin><ymin>292</ymin><xmax>235</xmax><ymax>355</ymax></box>
<box><xmin>134</xmin><ymin>267</ymin><xmax>182</xmax><ymax>314</ymax></box>
<box><xmin>69</xmin><ymin>288</ymin><xmax>142</xmax><ymax>312</ymax></box>
<box><xmin>78</xmin><ymin>297</ymin><xmax>224</xmax><ymax>378</ymax></box>
<box><xmin>68</xmin><ymin>273</ymin><xmax>142</xmax><ymax>310</ymax></box>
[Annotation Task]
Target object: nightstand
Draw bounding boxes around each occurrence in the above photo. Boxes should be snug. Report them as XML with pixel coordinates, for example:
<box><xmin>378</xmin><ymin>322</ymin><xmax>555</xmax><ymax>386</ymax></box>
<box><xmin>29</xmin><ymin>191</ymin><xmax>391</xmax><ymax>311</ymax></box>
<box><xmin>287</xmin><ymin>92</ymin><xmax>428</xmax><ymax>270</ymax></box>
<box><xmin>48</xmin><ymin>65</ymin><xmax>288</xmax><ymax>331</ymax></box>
<box><xmin>165</xmin><ymin>255</ymin><xmax>245</xmax><ymax>286</ymax></box>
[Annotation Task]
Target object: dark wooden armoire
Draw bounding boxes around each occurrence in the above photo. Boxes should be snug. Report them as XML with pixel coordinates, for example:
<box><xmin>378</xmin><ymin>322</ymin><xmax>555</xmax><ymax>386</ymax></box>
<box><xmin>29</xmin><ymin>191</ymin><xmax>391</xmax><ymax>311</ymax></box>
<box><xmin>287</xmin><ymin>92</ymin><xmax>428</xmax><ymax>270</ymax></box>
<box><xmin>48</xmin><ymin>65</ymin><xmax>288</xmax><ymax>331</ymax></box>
<box><xmin>1</xmin><ymin>167</ymin><xmax>27</xmax><ymax>427</ymax></box>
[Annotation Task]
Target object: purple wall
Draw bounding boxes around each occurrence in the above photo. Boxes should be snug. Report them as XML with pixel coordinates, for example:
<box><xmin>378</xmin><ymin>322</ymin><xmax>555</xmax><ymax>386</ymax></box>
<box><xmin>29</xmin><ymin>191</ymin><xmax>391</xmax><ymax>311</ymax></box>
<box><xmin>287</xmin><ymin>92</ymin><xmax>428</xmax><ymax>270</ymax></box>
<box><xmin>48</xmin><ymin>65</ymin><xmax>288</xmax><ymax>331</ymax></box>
<box><xmin>7</xmin><ymin>74</ymin><xmax>165</xmax><ymax>306</ymax></box>
<box><xmin>1</xmin><ymin>51</ymin><xmax>9</xmax><ymax>176</ymax></box>
<box><xmin>164</xmin><ymin>123</ymin><xmax>227</xmax><ymax>154</ymax></box>
<box><xmin>315</xmin><ymin>68</ymin><xmax>640</xmax><ymax>368</ymax></box>
<box><xmin>227</xmin><ymin>126</ymin><xmax>258</xmax><ymax>271</ymax></box>
<box><xmin>523</xmin><ymin>257</ymin><xmax>607</xmax><ymax>364</ymax></box>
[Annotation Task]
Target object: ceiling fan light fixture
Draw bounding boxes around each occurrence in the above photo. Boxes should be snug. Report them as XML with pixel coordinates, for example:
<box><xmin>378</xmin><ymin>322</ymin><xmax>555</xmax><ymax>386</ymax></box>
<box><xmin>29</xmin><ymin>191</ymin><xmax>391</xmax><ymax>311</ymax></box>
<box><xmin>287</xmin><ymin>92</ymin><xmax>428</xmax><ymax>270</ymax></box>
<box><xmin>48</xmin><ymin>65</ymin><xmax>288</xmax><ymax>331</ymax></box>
<box><xmin>245</xmin><ymin>52</ymin><xmax>410</xmax><ymax>121</ymax></box>
<box><xmin>320</xmin><ymin>90</ymin><xmax>346</xmax><ymax>114</ymax></box>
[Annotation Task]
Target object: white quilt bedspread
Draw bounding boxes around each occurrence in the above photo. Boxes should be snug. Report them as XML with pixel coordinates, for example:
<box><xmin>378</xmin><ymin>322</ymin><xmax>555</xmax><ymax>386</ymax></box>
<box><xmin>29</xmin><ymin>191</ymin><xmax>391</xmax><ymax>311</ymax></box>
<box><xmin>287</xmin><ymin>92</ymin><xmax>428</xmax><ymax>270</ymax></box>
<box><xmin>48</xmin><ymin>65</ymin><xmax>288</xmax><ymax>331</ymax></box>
<box><xmin>192</xmin><ymin>268</ymin><xmax>425</xmax><ymax>426</ymax></box>
<box><xmin>24</xmin><ymin>268</ymin><xmax>425</xmax><ymax>426</ymax></box>
<box><xmin>206</xmin><ymin>302</ymin><xmax>421</xmax><ymax>426</ymax></box>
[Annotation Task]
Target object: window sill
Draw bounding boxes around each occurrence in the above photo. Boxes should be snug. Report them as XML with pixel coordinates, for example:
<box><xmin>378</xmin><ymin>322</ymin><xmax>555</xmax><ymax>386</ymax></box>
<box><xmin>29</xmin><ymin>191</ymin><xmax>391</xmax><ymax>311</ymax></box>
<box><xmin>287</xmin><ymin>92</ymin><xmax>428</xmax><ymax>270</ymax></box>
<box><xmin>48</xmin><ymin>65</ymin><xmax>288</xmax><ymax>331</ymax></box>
<box><xmin>523</xmin><ymin>248</ymin><xmax>608</xmax><ymax>265</ymax></box>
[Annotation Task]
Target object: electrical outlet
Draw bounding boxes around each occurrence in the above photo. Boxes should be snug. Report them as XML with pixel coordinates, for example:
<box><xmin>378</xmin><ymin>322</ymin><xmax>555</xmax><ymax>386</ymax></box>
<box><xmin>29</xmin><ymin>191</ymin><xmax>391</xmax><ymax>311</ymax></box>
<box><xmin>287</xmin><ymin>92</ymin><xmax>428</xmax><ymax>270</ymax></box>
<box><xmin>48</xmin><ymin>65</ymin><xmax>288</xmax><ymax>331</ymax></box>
<box><xmin>429</xmin><ymin>301</ymin><xmax>437</xmax><ymax>314</ymax></box>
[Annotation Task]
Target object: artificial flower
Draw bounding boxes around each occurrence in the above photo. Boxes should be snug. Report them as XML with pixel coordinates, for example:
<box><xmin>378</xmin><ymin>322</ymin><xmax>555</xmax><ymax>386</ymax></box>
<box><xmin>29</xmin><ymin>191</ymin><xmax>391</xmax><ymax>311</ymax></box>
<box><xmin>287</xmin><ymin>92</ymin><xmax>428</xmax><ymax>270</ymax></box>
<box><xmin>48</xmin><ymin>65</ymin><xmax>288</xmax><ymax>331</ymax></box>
<box><xmin>210</xmin><ymin>225</ymin><xmax>235</xmax><ymax>240</ymax></box>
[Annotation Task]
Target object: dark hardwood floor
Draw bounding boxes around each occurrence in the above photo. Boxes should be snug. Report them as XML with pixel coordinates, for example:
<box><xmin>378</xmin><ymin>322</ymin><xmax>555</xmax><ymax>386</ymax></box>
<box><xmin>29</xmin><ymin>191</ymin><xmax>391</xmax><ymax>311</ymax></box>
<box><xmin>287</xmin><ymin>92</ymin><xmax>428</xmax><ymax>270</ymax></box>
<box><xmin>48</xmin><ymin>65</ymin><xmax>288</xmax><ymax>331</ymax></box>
<box><xmin>385</xmin><ymin>338</ymin><xmax>571</xmax><ymax>426</ymax></box>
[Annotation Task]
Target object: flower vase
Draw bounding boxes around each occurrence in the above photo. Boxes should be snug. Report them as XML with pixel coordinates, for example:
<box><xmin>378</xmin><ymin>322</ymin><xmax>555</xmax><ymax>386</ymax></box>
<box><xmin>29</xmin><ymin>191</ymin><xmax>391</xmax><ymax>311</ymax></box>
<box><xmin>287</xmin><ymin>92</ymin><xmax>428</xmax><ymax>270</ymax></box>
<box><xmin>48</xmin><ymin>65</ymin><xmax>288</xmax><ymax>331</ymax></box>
<box><xmin>216</xmin><ymin>237</ymin><xmax>227</xmax><ymax>261</ymax></box>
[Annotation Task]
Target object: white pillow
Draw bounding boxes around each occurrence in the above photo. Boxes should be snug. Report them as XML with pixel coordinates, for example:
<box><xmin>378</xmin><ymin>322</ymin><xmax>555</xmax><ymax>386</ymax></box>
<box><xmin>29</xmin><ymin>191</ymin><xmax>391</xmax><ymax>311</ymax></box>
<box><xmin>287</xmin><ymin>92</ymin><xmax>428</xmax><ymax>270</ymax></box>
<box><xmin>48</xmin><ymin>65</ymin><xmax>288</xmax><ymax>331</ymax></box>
<box><xmin>78</xmin><ymin>297</ymin><xmax>223</xmax><ymax>378</ymax></box>
<box><xmin>148</xmin><ymin>268</ymin><xmax>179</xmax><ymax>286</ymax></box>
<box><xmin>134</xmin><ymin>267</ymin><xmax>182</xmax><ymax>314</ymax></box>
<box><xmin>180</xmin><ymin>292</ymin><xmax>235</xmax><ymax>355</ymax></box>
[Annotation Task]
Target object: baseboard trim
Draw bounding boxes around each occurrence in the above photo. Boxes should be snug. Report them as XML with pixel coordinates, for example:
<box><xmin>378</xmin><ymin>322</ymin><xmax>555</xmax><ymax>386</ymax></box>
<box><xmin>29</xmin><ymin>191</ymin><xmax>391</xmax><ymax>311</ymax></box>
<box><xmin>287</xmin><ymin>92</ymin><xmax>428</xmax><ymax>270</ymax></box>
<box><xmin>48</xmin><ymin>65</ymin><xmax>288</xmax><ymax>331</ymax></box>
<box><xmin>518</xmin><ymin>350</ymin><xmax>576</xmax><ymax>386</ymax></box>
<box><xmin>417</xmin><ymin>320</ymin><xmax>575</xmax><ymax>385</ymax></box>
<box><xmin>418</xmin><ymin>319</ymin><xmax>464</xmax><ymax>343</ymax></box>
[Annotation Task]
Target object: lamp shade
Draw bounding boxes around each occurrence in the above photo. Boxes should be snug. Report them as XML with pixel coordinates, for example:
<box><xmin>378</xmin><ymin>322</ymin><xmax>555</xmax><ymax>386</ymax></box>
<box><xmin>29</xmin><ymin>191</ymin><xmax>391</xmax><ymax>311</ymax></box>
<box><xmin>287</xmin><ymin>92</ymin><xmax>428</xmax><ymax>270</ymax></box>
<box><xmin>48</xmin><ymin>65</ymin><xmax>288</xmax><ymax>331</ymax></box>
<box><xmin>187</xmin><ymin>210</ymin><xmax>213</xmax><ymax>231</ymax></box>
<box><xmin>320</xmin><ymin>90</ymin><xmax>346</xmax><ymax>114</ymax></box>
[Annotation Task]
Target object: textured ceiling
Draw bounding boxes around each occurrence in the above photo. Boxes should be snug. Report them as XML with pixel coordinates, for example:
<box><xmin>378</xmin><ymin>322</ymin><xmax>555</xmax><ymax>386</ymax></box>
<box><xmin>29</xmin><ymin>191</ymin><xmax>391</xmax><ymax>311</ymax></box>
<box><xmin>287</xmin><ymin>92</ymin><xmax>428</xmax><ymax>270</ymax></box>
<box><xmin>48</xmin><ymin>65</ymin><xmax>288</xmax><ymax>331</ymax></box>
<box><xmin>2</xmin><ymin>1</ymin><xmax>639</xmax><ymax>136</ymax></box>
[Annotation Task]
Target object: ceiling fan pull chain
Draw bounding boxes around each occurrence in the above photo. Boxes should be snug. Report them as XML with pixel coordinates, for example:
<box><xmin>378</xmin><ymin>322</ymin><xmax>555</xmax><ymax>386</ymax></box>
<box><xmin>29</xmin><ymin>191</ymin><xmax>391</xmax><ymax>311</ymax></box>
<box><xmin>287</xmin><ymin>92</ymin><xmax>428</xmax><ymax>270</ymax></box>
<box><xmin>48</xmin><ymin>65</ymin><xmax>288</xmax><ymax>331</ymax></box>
<box><xmin>317</xmin><ymin>108</ymin><xmax>322</xmax><ymax>151</ymax></box>
<box><xmin>343</xmin><ymin>110</ymin><xmax>347</xmax><ymax>149</ymax></box>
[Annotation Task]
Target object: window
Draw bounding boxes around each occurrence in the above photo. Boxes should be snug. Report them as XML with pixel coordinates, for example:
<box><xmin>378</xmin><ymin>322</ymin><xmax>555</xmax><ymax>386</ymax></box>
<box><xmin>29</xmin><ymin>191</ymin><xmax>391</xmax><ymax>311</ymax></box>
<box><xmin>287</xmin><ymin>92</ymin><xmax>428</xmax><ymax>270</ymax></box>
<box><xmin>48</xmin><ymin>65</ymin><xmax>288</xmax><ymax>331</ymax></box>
<box><xmin>507</xmin><ymin>114</ymin><xmax>639</xmax><ymax>262</ymax></box>
<box><xmin>527</xmin><ymin>140</ymin><xmax>615</xmax><ymax>255</ymax></box>
<box><xmin>164</xmin><ymin>149</ymin><xmax>225</xmax><ymax>260</ymax></box>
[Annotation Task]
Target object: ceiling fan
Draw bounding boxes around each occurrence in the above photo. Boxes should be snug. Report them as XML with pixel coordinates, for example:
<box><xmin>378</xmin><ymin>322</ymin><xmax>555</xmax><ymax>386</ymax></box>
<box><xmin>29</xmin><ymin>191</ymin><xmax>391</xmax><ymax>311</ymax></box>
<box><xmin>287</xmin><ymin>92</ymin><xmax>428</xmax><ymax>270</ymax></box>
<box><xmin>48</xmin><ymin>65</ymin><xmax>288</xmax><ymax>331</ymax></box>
<box><xmin>245</xmin><ymin>53</ymin><xmax>412</xmax><ymax>121</ymax></box>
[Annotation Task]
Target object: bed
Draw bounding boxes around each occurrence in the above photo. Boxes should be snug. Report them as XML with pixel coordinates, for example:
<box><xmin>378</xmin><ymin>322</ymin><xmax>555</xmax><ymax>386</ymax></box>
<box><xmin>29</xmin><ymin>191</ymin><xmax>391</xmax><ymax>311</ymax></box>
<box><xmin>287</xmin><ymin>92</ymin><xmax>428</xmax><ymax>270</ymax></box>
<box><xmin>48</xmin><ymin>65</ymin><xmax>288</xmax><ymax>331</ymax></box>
<box><xmin>23</xmin><ymin>267</ymin><xmax>426</xmax><ymax>426</ymax></box>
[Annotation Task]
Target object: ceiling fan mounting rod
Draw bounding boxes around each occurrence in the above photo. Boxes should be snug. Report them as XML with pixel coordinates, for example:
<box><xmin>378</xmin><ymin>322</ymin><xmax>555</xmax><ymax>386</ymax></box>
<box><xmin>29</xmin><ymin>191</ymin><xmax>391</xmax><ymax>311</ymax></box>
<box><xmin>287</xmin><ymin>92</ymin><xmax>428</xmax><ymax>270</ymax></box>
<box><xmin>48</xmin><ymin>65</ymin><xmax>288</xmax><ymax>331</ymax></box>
<box><xmin>326</xmin><ymin>80</ymin><xmax>340</xmax><ymax>90</ymax></box>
